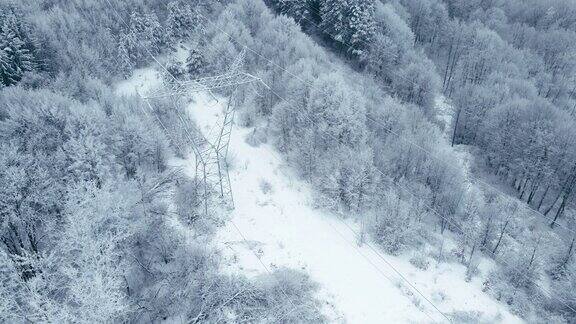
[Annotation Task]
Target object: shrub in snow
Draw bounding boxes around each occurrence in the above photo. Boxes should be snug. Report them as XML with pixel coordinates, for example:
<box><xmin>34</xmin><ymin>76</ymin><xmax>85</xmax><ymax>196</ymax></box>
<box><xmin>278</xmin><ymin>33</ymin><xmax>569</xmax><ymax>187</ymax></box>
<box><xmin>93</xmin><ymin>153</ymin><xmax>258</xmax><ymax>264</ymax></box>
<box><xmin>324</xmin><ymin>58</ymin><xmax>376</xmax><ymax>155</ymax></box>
<box><xmin>369</xmin><ymin>191</ymin><xmax>418</xmax><ymax>255</ymax></box>
<box><xmin>259</xmin><ymin>178</ymin><xmax>273</xmax><ymax>194</ymax></box>
<box><xmin>164</xmin><ymin>59</ymin><xmax>186</xmax><ymax>84</ymax></box>
<box><xmin>225</xmin><ymin>151</ymin><xmax>238</xmax><ymax>171</ymax></box>
<box><xmin>248</xmin><ymin>268</ymin><xmax>326</xmax><ymax>323</ymax></box>
<box><xmin>465</xmin><ymin>262</ymin><xmax>479</xmax><ymax>282</ymax></box>
<box><xmin>549</xmin><ymin>272</ymin><xmax>576</xmax><ymax>321</ymax></box>
<box><xmin>410</xmin><ymin>251</ymin><xmax>430</xmax><ymax>270</ymax></box>
<box><xmin>174</xmin><ymin>177</ymin><xmax>217</xmax><ymax>235</ymax></box>
<box><xmin>450</xmin><ymin>311</ymin><xmax>484</xmax><ymax>323</ymax></box>
<box><xmin>245</xmin><ymin>127</ymin><xmax>268</xmax><ymax>147</ymax></box>
<box><xmin>483</xmin><ymin>252</ymin><xmax>541</xmax><ymax>317</ymax></box>
<box><xmin>431</xmin><ymin>290</ymin><xmax>447</xmax><ymax>304</ymax></box>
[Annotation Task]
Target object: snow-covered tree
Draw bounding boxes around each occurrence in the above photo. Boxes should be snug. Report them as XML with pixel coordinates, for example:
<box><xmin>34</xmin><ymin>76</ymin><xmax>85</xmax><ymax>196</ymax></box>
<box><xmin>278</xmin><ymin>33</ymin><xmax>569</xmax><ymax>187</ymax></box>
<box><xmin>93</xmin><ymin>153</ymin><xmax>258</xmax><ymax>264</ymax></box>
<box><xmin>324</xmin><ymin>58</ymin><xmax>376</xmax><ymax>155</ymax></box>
<box><xmin>347</xmin><ymin>0</ymin><xmax>376</xmax><ymax>56</ymax></box>
<box><xmin>119</xmin><ymin>10</ymin><xmax>166</xmax><ymax>67</ymax></box>
<box><xmin>0</xmin><ymin>11</ymin><xmax>37</xmax><ymax>86</ymax></box>
<box><xmin>270</xmin><ymin>0</ymin><xmax>314</xmax><ymax>26</ymax></box>
<box><xmin>319</xmin><ymin>0</ymin><xmax>350</xmax><ymax>44</ymax></box>
<box><xmin>117</xmin><ymin>37</ymin><xmax>133</xmax><ymax>78</ymax></box>
<box><xmin>391</xmin><ymin>59</ymin><xmax>440</xmax><ymax>113</ymax></box>
<box><xmin>166</xmin><ymin>2</ymin><xmax>197</xmax><ymax>42</ymax></box>
<box><xmin>186</xmin><ymin>47</ymin><xmax>206</xmax><ymax>78</ymax></box>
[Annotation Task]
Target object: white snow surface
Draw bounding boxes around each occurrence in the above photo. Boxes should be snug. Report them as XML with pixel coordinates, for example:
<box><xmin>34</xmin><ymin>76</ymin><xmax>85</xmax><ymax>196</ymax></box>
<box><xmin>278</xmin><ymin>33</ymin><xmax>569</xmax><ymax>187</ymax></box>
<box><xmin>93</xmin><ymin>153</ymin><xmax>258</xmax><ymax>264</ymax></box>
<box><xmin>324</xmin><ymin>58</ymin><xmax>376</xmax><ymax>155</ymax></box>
<box><xmin>117</xmin><ymin>68</ymin><xmax>523</xmax><ymax>324</ymax></box>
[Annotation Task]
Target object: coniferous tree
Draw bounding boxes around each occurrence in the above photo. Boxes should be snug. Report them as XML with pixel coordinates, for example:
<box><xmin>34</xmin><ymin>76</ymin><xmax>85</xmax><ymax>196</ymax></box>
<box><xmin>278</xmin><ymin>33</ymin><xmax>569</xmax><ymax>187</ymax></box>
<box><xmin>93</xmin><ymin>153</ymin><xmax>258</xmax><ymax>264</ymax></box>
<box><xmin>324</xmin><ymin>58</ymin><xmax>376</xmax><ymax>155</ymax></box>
<box><xmin>117</xmin><ymin>37</ymin><xmax>133</xmax><ymax>78</ymax></box>
<box><xmin>318</xmin><ymin>0</ymin><xmax>375</xmax><ymax>57</ymax></box>
<box><xmin>347</xmin><ymin>0</ymin><xmax>376</xmax><ymax>57</ymax></box>
<box><xmin>0</xmin><ymin>11</ymin><xmax>36</xmax><ymax>86</ymax></box>
<box><xmin>121</xmin><ymin>10</ymin><xmax>166</xmax><ymax>66</ymax></box>
<box><xmin>166</xmin><ymin>2</ymin><xmax>197</xmax><ymax>42</ymax></box>
<box><xmin>186</xmin><ymin>47</ymin><xmax>206</xmax><ymax>78</ymax></box>
<box><xmin>319</xmin><ymin>0</ymin><xmax>350</xmax><ymax>44</ymax></box>
<box><xmin>271</xmin><ymin>0</ymin><xmax>314</xmax><ymax>25</ymax></box>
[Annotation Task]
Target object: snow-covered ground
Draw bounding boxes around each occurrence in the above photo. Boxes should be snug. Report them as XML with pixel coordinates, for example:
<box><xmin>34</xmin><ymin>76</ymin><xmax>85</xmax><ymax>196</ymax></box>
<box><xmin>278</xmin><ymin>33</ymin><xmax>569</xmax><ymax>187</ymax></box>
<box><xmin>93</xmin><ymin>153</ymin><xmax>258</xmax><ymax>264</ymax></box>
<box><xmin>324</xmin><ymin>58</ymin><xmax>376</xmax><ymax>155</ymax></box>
<box><xmin>435</xmin><ymin>96</ymin><xmax>454</xmax><ymax>138</ymax></box>
<box><xmin>117</xmin><ymin>68</ymin><xmax>523</xmax><ymax>324</ymax></box>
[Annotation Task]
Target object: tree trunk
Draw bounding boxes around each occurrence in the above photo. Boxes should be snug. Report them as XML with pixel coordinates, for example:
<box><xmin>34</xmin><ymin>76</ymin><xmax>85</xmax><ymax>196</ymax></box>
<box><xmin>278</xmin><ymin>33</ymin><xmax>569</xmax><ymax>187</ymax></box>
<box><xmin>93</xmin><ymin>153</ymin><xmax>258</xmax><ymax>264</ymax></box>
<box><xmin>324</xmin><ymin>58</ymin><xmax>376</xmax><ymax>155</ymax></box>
<box><xmin>561</xmin><ymin>236</ymin><xmax>575</xmax><ymax>268</ymax></box>
<box><xmin>537</xmin><ymin>185</ymin><xmax>550</xmax><ymax>211</ymax></box>
<box><xmin>492</xmin><ymin>219</ymin><xmax>510</xmax><ymax>256</ymax></box>
<box><xmin>481</xmin><ymin>215</ymin><xmax>493</xmax><ymax>248</ymax></box>
<box><xmin>446</xmin><ymin>38</ymin><xmax>461</xmax><ymax>97</ymax></box>
<box><xmin>527</xmin><ymin>179</ymin><xmax>540</xmax><ymax>205</ymax></box>
<box><xmin>544</xmin><ymin>190</ymin><xmax>562</xmax><ymax>216</ymax></box>
<box><xmin>551</xmin><ymin>195</ymin><xmax>567</xmax><ymax>228</ymax></box>
<box><xmin>549</xmin><ymin>167</ymin><xmax>576</xmax><ymax>226</ymax></box>
<box><xmin>468</xmin><ymin>242</ymin><xmax>477</xmax><ymax>269</ymax></box>
<box><xmin>451</xmin><ymin>106</ymin><xmax>461</xmax><ymax>147</ymax></box>
<box><xmin>442</xmin><ymin>39</ymin><xmax>454</xmax><ymax>92</ymax></box>
<box><xmin>520</xmin><ymin>179</ymin><xmax>530</xmax><ymax>200</ymax></box>
<box><xmin>528</xmin><ymin>237</ymin><xmax>541</xmax><ymax>270</ymax></box>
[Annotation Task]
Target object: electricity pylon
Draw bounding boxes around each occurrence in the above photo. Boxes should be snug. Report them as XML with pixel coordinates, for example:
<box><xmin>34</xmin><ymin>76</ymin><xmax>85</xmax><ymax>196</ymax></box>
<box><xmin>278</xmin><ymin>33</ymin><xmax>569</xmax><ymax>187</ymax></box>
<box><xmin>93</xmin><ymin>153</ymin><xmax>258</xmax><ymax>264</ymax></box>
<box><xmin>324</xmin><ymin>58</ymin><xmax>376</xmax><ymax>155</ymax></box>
<box><xmin>142</xmin><ymin>50</ymin><xmax>267</xmax><ymax>214</ymax></box>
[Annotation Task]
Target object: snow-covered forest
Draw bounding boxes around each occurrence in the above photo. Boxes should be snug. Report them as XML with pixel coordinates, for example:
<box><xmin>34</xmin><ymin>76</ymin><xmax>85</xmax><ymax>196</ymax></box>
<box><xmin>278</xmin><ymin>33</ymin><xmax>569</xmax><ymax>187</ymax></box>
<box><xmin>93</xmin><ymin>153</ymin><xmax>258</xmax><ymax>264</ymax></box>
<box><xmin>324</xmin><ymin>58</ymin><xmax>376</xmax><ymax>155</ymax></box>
<box><xmin>1</xmin><ymin>0</ymin><xmax>575</xmax><ymax>323</ymax></box>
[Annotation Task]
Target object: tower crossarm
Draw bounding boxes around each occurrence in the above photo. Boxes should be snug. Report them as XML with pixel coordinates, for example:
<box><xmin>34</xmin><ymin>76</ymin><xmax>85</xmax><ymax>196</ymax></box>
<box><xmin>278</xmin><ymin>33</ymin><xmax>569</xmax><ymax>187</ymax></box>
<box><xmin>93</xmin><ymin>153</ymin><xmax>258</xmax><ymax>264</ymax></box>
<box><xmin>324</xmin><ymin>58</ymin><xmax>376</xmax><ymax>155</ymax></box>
<box><xmin>142</xmin><ymin>72</ymin><xmax>263</xmax><ymax>99</ymax></box>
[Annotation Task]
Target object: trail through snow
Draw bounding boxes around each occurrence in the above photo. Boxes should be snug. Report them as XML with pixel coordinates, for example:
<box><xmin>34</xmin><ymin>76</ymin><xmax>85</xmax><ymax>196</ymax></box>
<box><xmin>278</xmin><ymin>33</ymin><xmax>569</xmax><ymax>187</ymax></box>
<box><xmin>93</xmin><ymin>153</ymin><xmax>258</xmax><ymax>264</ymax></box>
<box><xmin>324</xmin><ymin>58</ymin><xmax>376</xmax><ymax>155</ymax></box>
<box><xmin>117</xmin><ymin>68</ymin><xmax>523</xmax><ymax>324</ymax></box>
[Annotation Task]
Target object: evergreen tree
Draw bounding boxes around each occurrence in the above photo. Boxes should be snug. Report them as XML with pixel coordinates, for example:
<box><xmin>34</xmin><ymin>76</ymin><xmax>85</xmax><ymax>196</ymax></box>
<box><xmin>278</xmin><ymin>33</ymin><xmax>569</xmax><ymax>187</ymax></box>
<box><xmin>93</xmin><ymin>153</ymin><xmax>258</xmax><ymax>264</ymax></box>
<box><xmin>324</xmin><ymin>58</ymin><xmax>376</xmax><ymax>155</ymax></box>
<box><xmin>319</xmin><ymin>0</ymin><xmax>350</xmax><ymax>44</ymax></box>
<box><xmin>0</xmin><ymin>41</ymin><xmax>13</xmax><ymax>86</ymax></box>
<box><xmin>318</xmin><ymin>0</ymin><xmax>375</xmax><ymax>57</ymax></box>
<box><xmin>0</xmin><ymin>12</ymin><xmax>36</xmax><ymax>86</ymax></box>
<box><xmin>117</xmin><ymin>37</ymin><xmax>132</xmax><ymax>78</ymax></box>
<box><xmin>348</xmin><ymin>0</ymin><xmax>375</xmax><ymax>56</ymax></box>
<box><xmin>121</xmin><ymin>10</ymin><xmax>166</xmax><ymax>66</ymax></box>
<box><xmin>272</xmin><ymin>0</ymin><xmax>313</xmax><ymax>24</ymax></box>
<box><xmin>166</xmin><ymin>2</ymin><xmax>196</xmax><ymax>42</ymax></box>
<box><xmin>186</xmin><ymin>47</ymin><xmax>206</xmax><ymax>77</ymax></box>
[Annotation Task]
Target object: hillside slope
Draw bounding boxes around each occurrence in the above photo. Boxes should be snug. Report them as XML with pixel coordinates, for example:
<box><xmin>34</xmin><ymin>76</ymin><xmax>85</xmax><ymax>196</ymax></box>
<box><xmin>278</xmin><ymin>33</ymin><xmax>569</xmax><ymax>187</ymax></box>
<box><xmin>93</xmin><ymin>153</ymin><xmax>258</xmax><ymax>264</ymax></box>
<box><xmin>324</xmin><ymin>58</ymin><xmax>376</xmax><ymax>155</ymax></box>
<box><xmin>184</xmin><ymin>92</ymin><xmax>522</xmax><ymax>323</ymax></box>
<box><xmin>117</xmin><ymin>57</ymin><xmax>522</xmax><ymax>324</ymax></box>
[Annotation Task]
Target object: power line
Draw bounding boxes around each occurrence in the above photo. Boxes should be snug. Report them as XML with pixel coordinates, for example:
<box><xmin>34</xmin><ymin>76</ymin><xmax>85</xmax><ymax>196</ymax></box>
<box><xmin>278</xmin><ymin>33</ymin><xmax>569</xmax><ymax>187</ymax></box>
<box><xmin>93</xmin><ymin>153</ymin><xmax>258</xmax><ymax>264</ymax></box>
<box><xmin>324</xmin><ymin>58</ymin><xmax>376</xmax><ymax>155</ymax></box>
<box><xmin>103</xmin><ymin>0</ymin><xmax>576</xmax><ymax>317</ymax></box>
<box><xmin>99</xmin><ymin>1</ymin><xmax>313</xmax><ymax>319</ymax></box>
<box><xmin>386</xmin><ymin>176</ymin><xmax>576</xmax><ymax>314</ymax></box>
<box><xmin>265</xmin><ymin>68</ymin><xmax>576</xmax><ymax>317</ymax></box>
<box><xmin>197</xmin><ymin>15</ymin><xmax>451</xmax><ymax>322</ymax></box>
<box><xmin>284</xmin><ymin>2</ymin><xmax>576</xmax><ymax>238</ymax></box>
<box><xmin>221</xmin><ymin>61</ymin><xmax>447</xmax><ymax>320</ymax></box>
<box><xmin>195</xmin><ymin>10</ymin><xmax>576</xmax><ymax>315</ymax></box>
<box><xmin>266</xmin><ymin>77</ymin><xmax>576</xmax><ymax>316</ymax></box>
<box><xmin>249</xmin><ymin>4</ymin><xmax>576</xmax><ymax>291</ymax></box>
<box><xmin>294</xmin><ymin>4</ymin><xmax>574</xmax><ymax>161</ymax></box>
<box><xmin>367</xmin><ymin>114</ymin><xmax>576</xmax><ymax>238</ymax></box>
<box><xmin>228</xmin><ymin>219</ymin><xmax>321</xmax><ymax>319</ymax></box>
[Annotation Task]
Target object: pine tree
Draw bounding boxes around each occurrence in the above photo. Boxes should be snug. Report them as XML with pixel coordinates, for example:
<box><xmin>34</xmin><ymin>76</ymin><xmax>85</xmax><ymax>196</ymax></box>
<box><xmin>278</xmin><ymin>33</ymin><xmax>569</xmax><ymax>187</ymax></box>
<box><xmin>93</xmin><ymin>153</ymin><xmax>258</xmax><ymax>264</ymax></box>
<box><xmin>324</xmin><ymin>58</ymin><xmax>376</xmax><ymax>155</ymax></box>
<box><xmin>348</xmin><ymin>0</ymin><xmax>375</xmax><ymax>57</ymax></box>
<box><xmin>166</xmin><ymin>2</ymin><xmax>196</xmax><ymax>42</ymax></box>
<box><xmin>122</xmin><ymin>10</ymin><xmax>166</xmax><ymax>66</ymax></box>
<box><xmin>117</xmin><ymin>36</ymin><xmax>132</xmax><ymax>78</ymax></box>
<box><xmin>273</xmin><ymin>0</ymin><xmax>312</xmax><ymax>24</ymax></box>
<box><xmin>0</xmin><ymin>12</ymin><xmax>36</xmax><ymax>86</ymax></box>
<box><xmin>142</xmin><ymin>11</ymin><xmax>165</xmax><ymax>53</ymax></box>
<box><xmin>0</xmin><ymin>41</ymin><xmax>13</xmax><ymax>86</ymax></box>
<box><xmin>186</xmin><ymin>47</ymin><xmax>205</xmax><ymax>78</ymax></box>
<box><xmin>319</xmin><ymin>0</ymin><xmax>349</xmax><ymax>44</ymax></box>
<box><xmin>318</xmin><ymin>0</ymin><xmax>375</xmax><ymax>58</ymax></box>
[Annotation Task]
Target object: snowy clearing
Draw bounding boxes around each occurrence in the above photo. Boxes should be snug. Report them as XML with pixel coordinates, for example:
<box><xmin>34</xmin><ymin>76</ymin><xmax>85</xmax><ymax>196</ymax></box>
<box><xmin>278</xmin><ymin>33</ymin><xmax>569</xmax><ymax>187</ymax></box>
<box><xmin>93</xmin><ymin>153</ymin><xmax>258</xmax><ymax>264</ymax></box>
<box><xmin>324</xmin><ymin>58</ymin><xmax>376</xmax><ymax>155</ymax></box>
<box><xmin>186</xmin><ymin>94</ymin><xmax>523</xmax><ymax>323</ymax></box>
<box><xmin>117</xmin><ymin>67</ymin><xmax>523</xmax><ymax>324</ymax></box>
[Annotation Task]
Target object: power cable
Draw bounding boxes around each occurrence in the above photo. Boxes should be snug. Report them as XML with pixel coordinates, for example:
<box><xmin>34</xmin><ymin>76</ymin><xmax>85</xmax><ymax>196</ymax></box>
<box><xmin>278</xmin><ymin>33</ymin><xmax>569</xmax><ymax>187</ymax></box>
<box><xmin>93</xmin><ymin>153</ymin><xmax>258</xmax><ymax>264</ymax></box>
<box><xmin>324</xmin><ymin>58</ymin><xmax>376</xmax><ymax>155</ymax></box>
<box><xmin>195</xmin><ymin>10</ymin><xmax>576</xmax><ymax>315</ymax></box>
<box><xmin>287</xmin><ymin>2</ymin><xmax>576</xmax><ymax>238</ymax></box>
<box><xmin>100</xmin><ymin>1</ymin><xmax>311</xmax><ymax>319</ymax></box>
<box><xmin>197</xmin><ymin>16</ymin><xmax>451</xmax><ymax>321</ymax></box>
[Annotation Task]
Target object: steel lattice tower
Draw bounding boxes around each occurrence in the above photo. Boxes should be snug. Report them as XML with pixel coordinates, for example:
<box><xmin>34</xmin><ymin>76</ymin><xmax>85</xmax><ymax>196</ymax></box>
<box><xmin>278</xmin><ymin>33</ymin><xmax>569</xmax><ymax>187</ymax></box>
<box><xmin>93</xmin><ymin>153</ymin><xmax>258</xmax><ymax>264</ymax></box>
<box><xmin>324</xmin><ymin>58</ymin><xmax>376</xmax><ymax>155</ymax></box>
<box><xmin>143</xmin><ymin>50</ymin><xmax>267</xmax><ymax>214</ymax></box>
